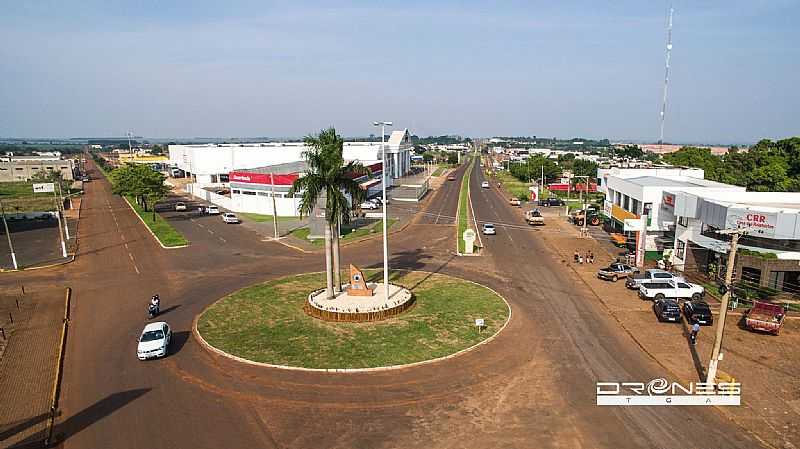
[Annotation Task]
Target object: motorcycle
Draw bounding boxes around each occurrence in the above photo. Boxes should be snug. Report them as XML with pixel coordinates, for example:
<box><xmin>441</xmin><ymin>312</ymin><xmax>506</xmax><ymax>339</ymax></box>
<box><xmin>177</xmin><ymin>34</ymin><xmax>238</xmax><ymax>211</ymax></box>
<box><xmin>148</xmin><ymin>303</ymin><xmax>160</xmax><ymax>319</ymax></box>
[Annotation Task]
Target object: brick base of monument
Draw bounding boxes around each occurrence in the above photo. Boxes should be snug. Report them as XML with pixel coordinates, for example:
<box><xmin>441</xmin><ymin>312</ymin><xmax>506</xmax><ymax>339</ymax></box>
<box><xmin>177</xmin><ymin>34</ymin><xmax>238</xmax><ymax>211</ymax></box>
<box><xmin>304</xmin><ymin>283</ymin><xmax>415</xmax><ymax>323</ymax></box>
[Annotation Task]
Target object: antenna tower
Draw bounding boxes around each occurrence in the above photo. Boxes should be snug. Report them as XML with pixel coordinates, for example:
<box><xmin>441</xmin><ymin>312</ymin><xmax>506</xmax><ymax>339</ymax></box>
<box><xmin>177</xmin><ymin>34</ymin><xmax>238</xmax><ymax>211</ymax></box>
<box><xmin>658</xmin><ymin>5</ymin><xmax>674</xmax><ymax>145</ymax></box>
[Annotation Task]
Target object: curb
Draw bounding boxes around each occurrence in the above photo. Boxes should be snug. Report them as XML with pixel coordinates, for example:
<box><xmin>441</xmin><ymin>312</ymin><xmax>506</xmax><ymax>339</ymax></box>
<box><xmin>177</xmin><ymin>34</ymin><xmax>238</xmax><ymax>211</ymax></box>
<box><xmin>192</xmin><ymin>269</ymin><xmax>512</xmax><ymax>373</ymax></box>
<box><xmin>122</xmin><ymin>197</ymin><xmax>189</xmax><ymax>250</ymax></box>
<box><xmin>45</xmin><ymin>287</ymin><xmax>70</xmax><ymax>446</ymax></box>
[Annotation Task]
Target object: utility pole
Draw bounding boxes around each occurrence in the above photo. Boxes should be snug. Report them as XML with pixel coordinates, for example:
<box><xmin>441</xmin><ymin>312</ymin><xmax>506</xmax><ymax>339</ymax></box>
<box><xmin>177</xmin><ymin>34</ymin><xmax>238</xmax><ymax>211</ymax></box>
<box><xmin>270</xmin><ymin>173</ymin><xmax>279</xmax><ymax>239</ymax></box>
<box><xmin>0</xmin><ymin>201</ymin><xmax>18</xmax><ymax>270</ymax></box>
<box><xmin>53</xmin><ymin>190</ymin><xmax>67</xmax><ymax>258</ymax></box>
<box><xmin>706</xmin><ymin>229</ymin><xmax>746</xmax><ymax>386</ymax></box>
<box><xmin>373</xmin><ymin>121</ymin><xmax>392</xmax><ymax>304</ymax></box>
<box><xmin>575</xmin><ymin>175</ymin><xmax>590</xmax><ymax>237</ymax></box>
<box><xmin>56</xmin><ymin>180</ymin><xmax>69</xmax><ymax>240</ymax></box>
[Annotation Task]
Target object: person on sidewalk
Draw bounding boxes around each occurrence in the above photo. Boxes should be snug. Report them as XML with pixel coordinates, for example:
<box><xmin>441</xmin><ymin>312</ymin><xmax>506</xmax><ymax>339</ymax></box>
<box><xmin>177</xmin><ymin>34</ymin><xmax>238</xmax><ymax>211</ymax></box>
<box><xmin>589</xmin><ymin>251</ymin><xmax>595</xmax><ymax>264</ymax></box>
<box><xmin>574</xmin><ymin>250</ymin><xmax>580</xmax><ymax>264</ymax></box>
<box><xmin>690</xmin><ymin>322</ymin><xmax>700</xmax><ymax>345</ymax></box>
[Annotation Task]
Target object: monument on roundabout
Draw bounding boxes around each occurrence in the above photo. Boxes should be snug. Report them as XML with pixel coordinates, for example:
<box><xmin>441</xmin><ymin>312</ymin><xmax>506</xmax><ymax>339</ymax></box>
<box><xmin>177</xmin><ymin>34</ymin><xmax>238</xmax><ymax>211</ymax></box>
<box><xmin>304</xmin><ymin>264</ymin><xmax>414</xmax><ymax>322</ymax></box>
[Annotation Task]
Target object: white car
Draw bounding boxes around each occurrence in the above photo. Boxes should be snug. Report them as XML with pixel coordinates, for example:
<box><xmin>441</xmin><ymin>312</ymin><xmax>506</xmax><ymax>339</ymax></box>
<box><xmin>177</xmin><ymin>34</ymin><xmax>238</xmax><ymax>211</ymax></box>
<box><xmin>222</xmin><ymin>212</ymin><xmax>240</xmax><ymax>224</ymax></box>
<box><xmin>482</xmin><ymin>223</ymin><xmax>496</xmax><ymax>235</ymax></box>
<box><xmin>175</xmin><ymin>202</ymin><xmax>187</xmax><ymax>211</ymax></box>
<box><xmin>359</xmin><ymin>201</ymin><xmax>379</xmax><ymax>210</ymax></box>
<box><xmin>137</xmin><ymin>322</ymin><xmax>171</xmax><ymax>360</ymax></box>
<box><xmin>481</xmin><ymin>181</ymin><xmax>490</xmax><ymax>188</ymax></box>
<box><xmin>206</xmin><ymin>205</ymin><xmax>220</xmax><ymax>215</ymax></box>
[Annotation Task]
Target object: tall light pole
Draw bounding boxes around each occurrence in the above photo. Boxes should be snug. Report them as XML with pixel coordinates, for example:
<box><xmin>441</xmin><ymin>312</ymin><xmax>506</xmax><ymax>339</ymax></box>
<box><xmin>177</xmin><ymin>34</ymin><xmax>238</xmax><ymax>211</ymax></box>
<box><xmin>373</xmin><ymin>121</ymin><xmax>392</xmax><ymax>302</ymax></box>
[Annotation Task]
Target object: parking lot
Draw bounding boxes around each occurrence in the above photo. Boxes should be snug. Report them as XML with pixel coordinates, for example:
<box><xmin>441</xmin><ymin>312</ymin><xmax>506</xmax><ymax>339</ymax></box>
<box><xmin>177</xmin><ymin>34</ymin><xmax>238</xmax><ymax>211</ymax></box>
<box><xmin>0</xmin><ymin>217</ymin><xmax>78</xmax><ymax>270</ymax></box>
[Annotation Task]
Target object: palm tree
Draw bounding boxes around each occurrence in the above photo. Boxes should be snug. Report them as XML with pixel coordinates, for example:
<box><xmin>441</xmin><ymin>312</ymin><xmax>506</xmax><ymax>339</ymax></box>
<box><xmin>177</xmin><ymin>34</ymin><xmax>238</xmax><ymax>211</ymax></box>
<box><xmin>289</xmin><ymin>128</ymin><xmax>369</xmax><ymax>299</ymax></box>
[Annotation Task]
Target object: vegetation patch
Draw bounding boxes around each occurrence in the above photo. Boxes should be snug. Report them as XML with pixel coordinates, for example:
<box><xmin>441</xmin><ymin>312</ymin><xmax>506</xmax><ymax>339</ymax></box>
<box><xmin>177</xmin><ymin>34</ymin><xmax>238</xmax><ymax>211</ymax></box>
<box><xmin>197</xmin><ymin>270</ymin><xmax>509</xmax><ymax>369</ymax></box>
<box><xmin>125</xmin><ymin>195</ymin><xmax>188</xmax><ymax>247</ymax></box>
<box><xmin>457</xmin><ymin>156</ymin><xmax>476</xmax><ymax>253</ymax></box>
<box><xmin>239</xmin><ymin>212</ymin><xmax>296</xmax><ymax>223</ymax></box>
<box><xmin>290</xmin><ymin>219</ymin><xmax>396</xmax><ymax>246</ymax></box>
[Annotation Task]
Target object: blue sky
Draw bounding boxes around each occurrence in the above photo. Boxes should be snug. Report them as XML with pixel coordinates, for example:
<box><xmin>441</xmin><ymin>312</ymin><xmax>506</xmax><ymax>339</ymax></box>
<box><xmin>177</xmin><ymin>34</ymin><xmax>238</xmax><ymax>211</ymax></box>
<box><xmin>0</xmin><ymin>1</ymin><xmax>797</xmax><ymax>143</ymax></box>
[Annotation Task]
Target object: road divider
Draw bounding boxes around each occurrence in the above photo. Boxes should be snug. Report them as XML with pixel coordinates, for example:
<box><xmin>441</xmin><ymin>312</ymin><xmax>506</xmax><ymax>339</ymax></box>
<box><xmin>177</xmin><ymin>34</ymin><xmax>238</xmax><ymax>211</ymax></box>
<box><xmin>457</xmin><ymin>156</ymin><xmax>477</xmax><ymax>254</ymax></box>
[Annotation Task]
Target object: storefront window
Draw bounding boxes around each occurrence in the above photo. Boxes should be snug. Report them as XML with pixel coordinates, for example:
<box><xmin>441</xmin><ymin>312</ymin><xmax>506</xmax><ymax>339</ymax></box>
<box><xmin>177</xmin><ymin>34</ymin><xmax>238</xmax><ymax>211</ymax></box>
<box><xmin>676</xmin><ymin>240</ymin><xmax>686</xmax><ymax>260</ymax></box>
<box><xmin>678</xmin><ymin>216</ymin><xmax>689</xmax><ymax>227</ymax></box>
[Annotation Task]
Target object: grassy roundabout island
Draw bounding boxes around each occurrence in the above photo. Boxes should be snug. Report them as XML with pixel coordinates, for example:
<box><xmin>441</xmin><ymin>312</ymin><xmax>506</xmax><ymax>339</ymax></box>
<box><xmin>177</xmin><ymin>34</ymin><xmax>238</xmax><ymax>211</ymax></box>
<box><xmin>196</xmin><ymin>270</ymin><xmax>510</xmax><ymax>369</ymax></box>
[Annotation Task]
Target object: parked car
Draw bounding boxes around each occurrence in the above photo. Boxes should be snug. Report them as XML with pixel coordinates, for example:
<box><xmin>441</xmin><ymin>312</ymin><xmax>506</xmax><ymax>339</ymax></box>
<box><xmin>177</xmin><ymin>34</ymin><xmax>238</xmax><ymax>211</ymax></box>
<box><xmin>524</xmin><ymin>209</ymin><xmax>545</xmax><ymax>226</ymax></box>
<box><xmin>481</xmin><ymin>181</ymin><xmax>490</xmax><ymax>188</ymax></box>
<box><xmin>509</xmin><ymin>197</ymin><xmax>522</xmax><ymax>207</ymax></box>
<box><xmin>653</xmin><ymin>298</ymin><xmax>682</xmax><ymax>322</ymax></box>
<box><xmin>540</xmin><ymin>197</ymin><xmax>565</xmax><ymax>207</ymax></box>
<box><xmin>81</xmin><ymin>175</ymin><xmax>91</xmax><ymax>182</ymax></box>
<box><xmin>626</xmin><ymin>269</ymin><xmax>685</xmax><ymax>290</ymax></box>
<box><xmin>638</xmin><ymin>279</ymin><xmax>704</xmax><ymax>301</ymax></box>
<box><xmin>206</xmin><ymin>205</ymin><xmax>220</xmax><ymax>215</ymax></box>
<box><xmin>359</xmin><ymin>201</ymin><xmax>379</xmax><ymax>210</ymax></box>
<box><xmin>369</xmin><ymin>197</ymin><xmax>386</xmax><ymax>206</ymax></box>
<box><xmin>222</xmin><ymin>212</ymin><xmax>240</xmax><ymax>224</ymax></box>
<box><xmin>482</xmin><ymin>223</ymin><xmax>496</xmax><ymax>235</ymax></box>
<box><xmin>744</xmin><ymin>301</ymin><xmax>785</xmax><ymax>335</ymax></box>
<box><xmin>137</xmin><ymin>322</ymin><xmax>171</xmax><ymax>360</ymax></box>
<box><xmin>597</xmin><ymin>263</ymin><xmax>638</xmax><ymax>282</ymax></box>
<box><xmin>175</xmin><ymin>202</ymin><xmax>187</xmax><ymax>211</ymax></box>
<box><xmin>684</xmin><ymin>300</ymin><xmax>714</xmax><ymax>326</ymax></box>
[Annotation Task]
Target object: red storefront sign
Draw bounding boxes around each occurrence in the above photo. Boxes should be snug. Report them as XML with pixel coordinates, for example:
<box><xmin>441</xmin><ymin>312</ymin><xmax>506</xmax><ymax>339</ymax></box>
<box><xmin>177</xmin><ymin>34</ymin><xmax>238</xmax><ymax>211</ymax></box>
<box><xmin>229</xmin><ymin>171</ymin><xmax>299</xmax><ymax>186</ymax></box>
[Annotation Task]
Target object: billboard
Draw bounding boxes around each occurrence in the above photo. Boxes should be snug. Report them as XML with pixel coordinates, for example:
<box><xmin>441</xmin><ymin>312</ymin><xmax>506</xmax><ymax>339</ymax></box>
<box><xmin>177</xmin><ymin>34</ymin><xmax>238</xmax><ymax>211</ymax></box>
<box><xmin>33</xmin><ymin>183</ymin><xmax>55</xmax><ymax>193</ymax></box>
<box><xmin>725</xmin><ymin>209</ymin><xmax>777</xmax><ymax>238</ymax></box>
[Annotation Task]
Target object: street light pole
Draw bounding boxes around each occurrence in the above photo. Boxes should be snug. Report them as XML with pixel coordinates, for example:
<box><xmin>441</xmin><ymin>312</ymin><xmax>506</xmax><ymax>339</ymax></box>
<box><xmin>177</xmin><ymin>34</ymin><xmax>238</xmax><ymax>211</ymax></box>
<box><xmin>373</xmin><ymin>121</ymin><xmax>393</xmax><ymax>303</ymax></box>
<box><xmin>0</xmin><ymin>200</ymin><xmax>18</xmax><ymax>270</ymax></box>
<box><xmin>705</xmin><ymin>229</ymin><xmax>746</xmax><ymax>386</ymax></box>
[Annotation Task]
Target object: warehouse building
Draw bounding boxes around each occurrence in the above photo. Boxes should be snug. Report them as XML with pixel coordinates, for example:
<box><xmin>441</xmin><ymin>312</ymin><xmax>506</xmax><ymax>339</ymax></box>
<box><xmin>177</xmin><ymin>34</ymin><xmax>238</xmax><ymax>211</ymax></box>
<box><xmin>168</xmin><ymin>129</ymin><xmax>413</xmax><ymax>184</ymax></box>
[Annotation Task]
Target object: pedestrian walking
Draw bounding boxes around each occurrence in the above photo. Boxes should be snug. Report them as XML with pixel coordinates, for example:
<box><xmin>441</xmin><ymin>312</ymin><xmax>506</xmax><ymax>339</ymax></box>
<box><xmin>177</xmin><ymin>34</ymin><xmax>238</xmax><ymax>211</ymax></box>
<box><xmin>588</xmin><ymin>251</ymin><xmax>595</xmax><ymax>264</ymax></box>
<box><xmin>574</xmin><ymin>250</ymin><xmax>580</xmax><ymax>264</ymax></box>
<box><xmin>578</xmin><ymin>255</ymin><xmax>584</xmax><ymax>264</ymax></box>
<box><xmin>690</xmin><ymin>322</ymin><xmax>700</xmax><ymax>345</ymax></box>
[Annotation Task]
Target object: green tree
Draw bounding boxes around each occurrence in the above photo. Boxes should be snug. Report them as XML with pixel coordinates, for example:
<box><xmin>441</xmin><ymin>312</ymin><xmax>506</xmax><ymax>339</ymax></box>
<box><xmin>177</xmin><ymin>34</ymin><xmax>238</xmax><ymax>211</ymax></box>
<box><xmin>572</xmin><ymin>159</ymin><xmax>598</xmax><ymax>178</ymax></box>
<box><xmin>510</xmin><ymin>155</ymin><xmax>560</xmax><ymax>185</ymax></box>
<box><xmin>110</xmin><ymin>163</ymin><xmax>168</xmax><ymax>214</ymax></box>
<box><xmin>422</xmin><ymin>151</ymin><xmax>434</xmax><ymax>163</ymax></box>
<box><xmin>615</xmin><ymin>145</ymin><xmax>644</xmax><ymax>159</ymax></box>
<box><xmin>289</xmin><ymin>128</ymin><xmax>369</xmax><ymax>299</ymax></box>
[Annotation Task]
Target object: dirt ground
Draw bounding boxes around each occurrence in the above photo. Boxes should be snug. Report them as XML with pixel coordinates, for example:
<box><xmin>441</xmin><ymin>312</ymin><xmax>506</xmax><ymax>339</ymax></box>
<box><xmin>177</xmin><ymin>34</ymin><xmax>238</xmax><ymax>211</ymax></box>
<box><xmin>534</xmin><ymin>205</ymin><xmax>800</xmax><ymax>448</ymax></box>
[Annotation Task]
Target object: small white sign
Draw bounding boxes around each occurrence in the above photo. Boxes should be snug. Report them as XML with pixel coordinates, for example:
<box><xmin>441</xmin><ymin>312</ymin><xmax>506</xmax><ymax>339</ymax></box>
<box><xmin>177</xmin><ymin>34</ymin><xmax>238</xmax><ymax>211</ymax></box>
<box><xmin>475</xmin><ymin>318</ymin><xmax>485</xmax><ymax>327</ymax></box>
<box><xmin>33</xmin><ymin>183</ymin><xmax>55</xmax><ymax>193</ymax></box>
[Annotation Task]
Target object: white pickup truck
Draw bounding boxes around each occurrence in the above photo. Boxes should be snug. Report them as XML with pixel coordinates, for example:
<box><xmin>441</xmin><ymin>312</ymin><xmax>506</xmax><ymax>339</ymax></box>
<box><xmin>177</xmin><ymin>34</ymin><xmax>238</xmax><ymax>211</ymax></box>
<box><xmin>638</xmin><ymin>279</ymin><xmax>705</xmax><ymax>301</ymax></box>
<box><xmin>625</xmin><ymin>269</ymin><xmax>684</xmax><ymax>290</ymax></box>
<box><xmin>524</xmin><ymin>209</ymin><xmax>545</xmax><ymax>226</ymax></box>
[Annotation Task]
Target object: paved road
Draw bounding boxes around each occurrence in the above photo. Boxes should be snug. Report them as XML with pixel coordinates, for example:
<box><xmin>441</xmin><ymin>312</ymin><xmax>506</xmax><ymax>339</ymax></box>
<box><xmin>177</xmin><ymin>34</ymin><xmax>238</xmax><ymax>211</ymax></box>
<box><xmin>416</xmin><ymin>163</ymin><xmax>466</xmax><ymax>225</ymax></box>
<box><xmin>0</xmin><ymin>156</ymin><xmax>761</xmax><ymax>448</ymax></box>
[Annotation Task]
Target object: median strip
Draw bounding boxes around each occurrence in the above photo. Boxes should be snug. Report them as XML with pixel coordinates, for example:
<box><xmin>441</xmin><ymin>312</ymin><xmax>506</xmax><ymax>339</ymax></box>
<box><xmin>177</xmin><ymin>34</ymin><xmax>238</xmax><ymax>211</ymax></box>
<box><xmin>457</xmin><ymin>155</ymin><xmax>476</xmax><ymax>254</ymax></box>
<box><xmin>123</xmin><ymin>196</ymin><xmax>189</xmax><ymax>248</ymax></box>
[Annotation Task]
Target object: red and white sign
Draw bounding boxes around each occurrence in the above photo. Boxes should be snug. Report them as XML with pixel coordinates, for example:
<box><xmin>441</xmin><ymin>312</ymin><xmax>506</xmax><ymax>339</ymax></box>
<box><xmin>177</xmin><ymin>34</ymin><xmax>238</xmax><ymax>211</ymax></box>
<box><xmin>662</xmin><ymin>192</ymin><xmax>675</xmax><ymax>208</ymax></box>
<box><xmin>725</xmin><ymin>209</ymin><xmax>777</xmax><ymax>237</ymax></box>
<box><xmin>229</xmin><ymin>171</ymin><xmax>298</xmax><ymax>186</ymax></box>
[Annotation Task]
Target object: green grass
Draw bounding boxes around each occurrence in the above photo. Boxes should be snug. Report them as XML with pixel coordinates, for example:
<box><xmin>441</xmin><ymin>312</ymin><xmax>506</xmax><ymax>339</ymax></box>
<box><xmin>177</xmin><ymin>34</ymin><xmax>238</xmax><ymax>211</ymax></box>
<box><xmin>125</xmin><ymin>196</ymin><xmax>189</xmax><ymax>247</ymax></box>
<box><xmin>239</xmin><ymin>212</ymin><xmax>296</xmax><ymax>223</ymax></box>
<box><xmin>494</xmin><ymin>171</ymin><xmax>531</xmax><ymax>201</ymax></box>
<box><xmin>197</xmin><ymin>270</ymin><xmax>510</xmax><ymax>369</ymax></box>
<box><xmin>432</xmin><ymin>166</ymin><xmax>445</xmax><ymax>177</ymax></box>
<box><xmin>457</xmin><ymin>156</ymin><xmax>476</xmax><ymax>253</ymax></box>
<box><xmin>290</xmin><ymin>219</ymin><xmax>397</xmax><ymax>246</ymax></box>
<box><xmin>0</xmin><ymin>181</ymin><xmax>69</xmax><ymax>212</ymax></box>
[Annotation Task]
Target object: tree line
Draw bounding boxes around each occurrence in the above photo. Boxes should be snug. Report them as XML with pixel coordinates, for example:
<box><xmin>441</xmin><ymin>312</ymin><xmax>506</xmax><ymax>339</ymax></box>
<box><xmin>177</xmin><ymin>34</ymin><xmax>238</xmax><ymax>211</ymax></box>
<box><xmin>662</xmin><ymin>137</ymin><xmax>800</xmax><ymax>192</ymax></box>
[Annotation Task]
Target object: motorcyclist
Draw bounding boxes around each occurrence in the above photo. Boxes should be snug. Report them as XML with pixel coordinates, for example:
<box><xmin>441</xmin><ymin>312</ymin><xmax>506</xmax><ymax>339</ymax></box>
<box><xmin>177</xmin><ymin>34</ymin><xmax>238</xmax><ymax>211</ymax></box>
<box><xmin>149</xmin><ymin>294</ymin><xmax>160</xmax><ymax>314</ymax></box>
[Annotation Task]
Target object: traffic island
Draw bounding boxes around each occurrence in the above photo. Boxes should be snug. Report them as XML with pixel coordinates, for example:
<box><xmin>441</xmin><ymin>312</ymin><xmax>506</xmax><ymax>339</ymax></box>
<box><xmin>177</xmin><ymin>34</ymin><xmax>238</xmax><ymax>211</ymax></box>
<box><xmin>195</xmin><ymin>270</ymin><xmax>510</xmax><ymax>370</ymax></box>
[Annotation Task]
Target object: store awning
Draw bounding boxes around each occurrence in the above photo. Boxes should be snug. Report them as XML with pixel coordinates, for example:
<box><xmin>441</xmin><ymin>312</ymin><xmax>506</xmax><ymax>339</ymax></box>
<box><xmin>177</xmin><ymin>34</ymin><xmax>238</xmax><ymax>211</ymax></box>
<box><xmin>687</xmin><ymin>230</ymin><xmax>800</xmax><ymax>260</ymax></box>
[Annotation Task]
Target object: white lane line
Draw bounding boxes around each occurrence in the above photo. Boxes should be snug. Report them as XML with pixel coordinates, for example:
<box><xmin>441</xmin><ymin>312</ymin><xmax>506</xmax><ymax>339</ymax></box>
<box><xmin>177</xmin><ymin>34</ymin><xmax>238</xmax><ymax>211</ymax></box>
<box><xmin>219</xmin><ymin>237</ymin><xmax>227</xmax><ymax>243</ymax></box>
<box><xmin>197</xmin><ymin>223</ymin><xmax>205</xmax><ymax>228</ymax></box>
<box><xmin>124</xmin><ymin>243</ymin><xmax>129</xmax><ymax>249</ymax></box>
<box><xmin>128</xmin><ymin>253</ymin><xmax>135</xmax><ymax>261</ymax></box>
<box><xmin>207</xmin><ymin>229</ymin><xmax>215</xmax><ymax>235</ymax></box>
<box><xmin>133</xmin><ymin>264</ymin><xmax>140</xmax><ymax>274</ymax></box>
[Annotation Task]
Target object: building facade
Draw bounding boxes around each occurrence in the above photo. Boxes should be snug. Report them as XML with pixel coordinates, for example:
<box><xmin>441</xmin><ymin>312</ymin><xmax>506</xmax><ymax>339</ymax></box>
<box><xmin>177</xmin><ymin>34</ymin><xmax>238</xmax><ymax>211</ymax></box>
<box><xmin>0</xmin><ymin>157</ymin><xmax>75</xmax><ymax>182</ymax></box>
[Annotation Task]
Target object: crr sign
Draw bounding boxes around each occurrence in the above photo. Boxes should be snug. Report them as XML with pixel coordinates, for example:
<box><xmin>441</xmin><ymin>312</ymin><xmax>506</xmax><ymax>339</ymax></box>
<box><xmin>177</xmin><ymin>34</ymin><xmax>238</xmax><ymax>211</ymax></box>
<box><xmin>726</xmin><ymin>209</ymin><xmax>777</xmax><ymax>237</ymax></box>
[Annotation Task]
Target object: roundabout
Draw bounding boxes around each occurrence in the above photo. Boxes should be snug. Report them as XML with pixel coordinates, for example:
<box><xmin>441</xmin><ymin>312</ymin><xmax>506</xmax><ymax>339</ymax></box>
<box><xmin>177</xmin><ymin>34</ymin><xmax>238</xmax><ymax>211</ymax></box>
<box><xmin>195</xmin><ymin>270</ymin><xmax>511</xmax><ymax>370</ymax></box>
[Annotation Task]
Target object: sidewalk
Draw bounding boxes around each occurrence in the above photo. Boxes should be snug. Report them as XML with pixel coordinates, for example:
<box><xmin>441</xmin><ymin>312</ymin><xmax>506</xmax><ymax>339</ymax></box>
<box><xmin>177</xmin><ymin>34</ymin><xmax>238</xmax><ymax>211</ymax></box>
<box><xmin>540</xmin><ymin>210</ymin><xmax>800</xmax><ymax>448</ymax></box>
<box><xmin>0</xmin><ymin>288</ymin><xmax>66</xmax><ymax>448</ymax></box>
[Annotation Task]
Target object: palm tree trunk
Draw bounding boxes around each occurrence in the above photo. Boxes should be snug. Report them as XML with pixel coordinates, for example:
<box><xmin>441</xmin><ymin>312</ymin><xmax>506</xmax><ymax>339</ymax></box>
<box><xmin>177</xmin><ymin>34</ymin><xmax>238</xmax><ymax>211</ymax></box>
<box><xmin>332</xmin><ymin>222</ymin><xmax>341</xmax><ymax>293</ymax></box>
<box><xmin>324</xmin><ymin>222</ymin><xmax>334</xmax><ymax>299</ymax></box>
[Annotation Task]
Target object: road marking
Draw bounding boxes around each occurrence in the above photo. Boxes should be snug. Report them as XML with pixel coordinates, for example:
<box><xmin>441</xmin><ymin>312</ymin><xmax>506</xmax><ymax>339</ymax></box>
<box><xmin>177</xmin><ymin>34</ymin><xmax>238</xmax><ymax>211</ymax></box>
<box><xmin>133</xmin><ymin>264</ymin><xmax>140</xmax><ymax>274</ymax></box>
<box><xmin>219</xmin><ymin>237</ymin><xmax>227</xmax><ymax>243</ymax></box>
<box><xmin>207</xmin><ymin>229</ymin><xmax>215</xmax><ymax>235</ymax></box>
<box><xmin>197</xmin><ymin>223</ymin><xmax>205</xmax><ymax>228</ymax></box>
<box><xmin>128</xmin><ymin>253</ymin><xmax>135</xmax><ymax>261</ymax></box>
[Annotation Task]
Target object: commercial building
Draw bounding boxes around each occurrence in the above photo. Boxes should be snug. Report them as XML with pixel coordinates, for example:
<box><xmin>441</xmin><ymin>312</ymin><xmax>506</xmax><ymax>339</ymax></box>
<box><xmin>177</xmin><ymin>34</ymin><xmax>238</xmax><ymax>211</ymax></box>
<box><xmin>0</xmin><ymin>156</ymin><xmax>75</xmax><ymax>182</ymax></box>
<box><xmin>226</xmin><ymin>160</ymin><xmax>383</xmax><ymax>216</ymax></box>
<box><xmin>670</xmin><ymin>191</ymin><xmax>800</xmax><ymax>294</ymax></box>
<box><xmin>598</xmin><ymin>167</ymin><xmax>743</xmax><ymax>258</ymax></box>
<box><xmin>169</xmin><ymin>129</ymin><xmax>413</xmax><ymax>184</ymax></box>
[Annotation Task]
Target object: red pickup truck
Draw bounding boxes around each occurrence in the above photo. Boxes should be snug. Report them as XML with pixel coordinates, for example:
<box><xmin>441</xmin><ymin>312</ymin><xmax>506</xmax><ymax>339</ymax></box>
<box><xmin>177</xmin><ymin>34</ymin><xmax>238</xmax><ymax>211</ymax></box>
<box><xmin>744</xmin><ymin>301</ymin><xmax>786</xmax><ymax>335</ymax></box>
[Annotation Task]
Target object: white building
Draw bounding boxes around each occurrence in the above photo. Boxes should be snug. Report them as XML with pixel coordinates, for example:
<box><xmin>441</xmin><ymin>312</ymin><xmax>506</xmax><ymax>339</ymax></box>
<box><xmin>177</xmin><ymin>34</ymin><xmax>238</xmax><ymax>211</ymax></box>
<box><xmin>670</xmin><ymin>191</ymin><xmax>800</xmax><ymax>293</ymax></box>
<box><xmin>598</xmin><ymin>167</ymin><xmax>743</xmax><ymax>257</ymax></box>
<box><xmin>169</xmin><ymin>129</ymin><xmax>413</xmax><ymax>184</ymax></box>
